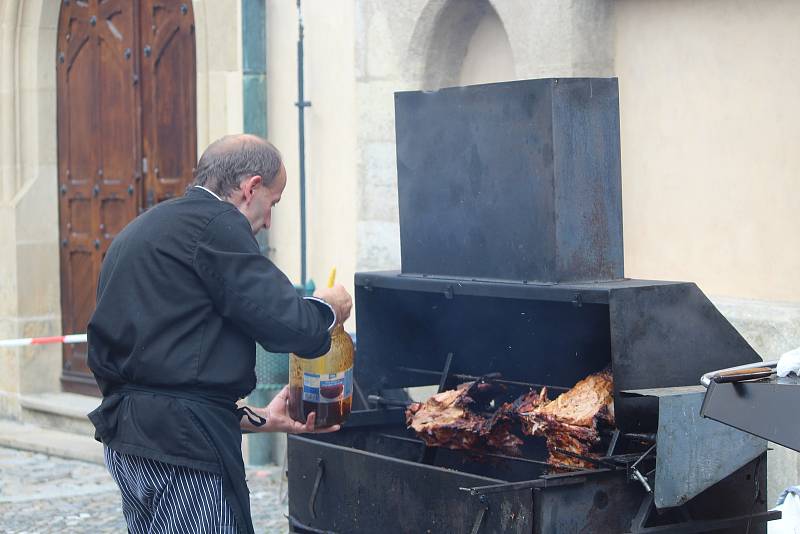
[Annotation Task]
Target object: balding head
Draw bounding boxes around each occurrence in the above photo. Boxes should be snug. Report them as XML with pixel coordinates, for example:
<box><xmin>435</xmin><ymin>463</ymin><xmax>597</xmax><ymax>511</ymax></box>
<box><xmin>191</xmin><ymin>134</ymin><xmax>282</xmax><ymax>198</ymax></box>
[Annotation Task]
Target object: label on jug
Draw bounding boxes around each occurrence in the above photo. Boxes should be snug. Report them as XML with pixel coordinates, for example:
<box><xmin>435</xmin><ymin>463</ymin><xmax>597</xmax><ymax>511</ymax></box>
<box><xmin>302</xmin><ymin>369</ymin><xmax>353</xmax><ymax>403</ymax></box>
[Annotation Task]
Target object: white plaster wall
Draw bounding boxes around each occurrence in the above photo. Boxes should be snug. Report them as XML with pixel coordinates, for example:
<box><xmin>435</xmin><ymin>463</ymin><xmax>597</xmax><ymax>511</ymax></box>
<box><xmin>193</xmin><ymin>0</ymin><xmax>244</xmax><ymax>148</ymax></box>
<box><xmin>616</xmin><ymin>0</ymin><xmax>800</xmax><ymax>504</ymax></box>
<box><xmin>266</xmin><ymin>0</ymin><xmax>359</xmax><ymax>328</ymax></box>
<box><xmin>616</xmin><ymin>0</ymin><xmax>800</xmax><ymax>303</ymax></box>
<box><xmin>265</xmin><ymin>2</ymin><xmax>301</xmax><ymax>283</ymax></box>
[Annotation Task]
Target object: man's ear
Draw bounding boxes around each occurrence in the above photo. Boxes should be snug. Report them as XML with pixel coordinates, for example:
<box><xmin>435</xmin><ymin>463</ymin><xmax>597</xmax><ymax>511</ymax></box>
<box><xmin>243</xmin><ymin>175</ymin><xmax>263</xmax><ymax>201</ymax></box>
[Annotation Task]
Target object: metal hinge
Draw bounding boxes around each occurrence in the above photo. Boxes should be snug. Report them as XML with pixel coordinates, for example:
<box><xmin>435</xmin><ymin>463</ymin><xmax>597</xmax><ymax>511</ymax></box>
<box><xmin>142</xmin><ymin>157</ymin><xmax>148</xmax><ymax>173</ymax></box>
<box><xmin>146</xmin><ymin>189</ymin><xmax>154</xmax><ymax>208</ymax></box>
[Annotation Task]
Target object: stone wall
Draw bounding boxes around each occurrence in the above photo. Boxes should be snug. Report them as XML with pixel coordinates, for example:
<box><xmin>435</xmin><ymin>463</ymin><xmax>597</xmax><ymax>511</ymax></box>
<box><xmin>0</xmin><ymin>0</ymin><xmax>62</xmax><ymax>416</ymax></box>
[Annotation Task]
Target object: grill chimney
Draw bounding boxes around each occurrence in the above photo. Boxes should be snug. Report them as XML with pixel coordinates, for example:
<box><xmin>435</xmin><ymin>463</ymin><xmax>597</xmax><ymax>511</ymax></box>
<box><xmin>395</xmin><ymin>78</ymin><xmax>623</xmax><ymax>283</ymax></box>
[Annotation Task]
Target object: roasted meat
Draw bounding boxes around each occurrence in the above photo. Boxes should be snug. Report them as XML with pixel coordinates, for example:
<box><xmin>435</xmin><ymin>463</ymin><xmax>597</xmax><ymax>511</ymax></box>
<box><xmin>518</xmin><ymin>369</ymin><xmax>614</xmax><ymax>469</ymax></box>
<box><xmin>405</xmin><ymin>381</ymin><xmax>523</xmax><ymax>455</ymax></box>
<box><xmin>537</xmin><ymin>370</ymin><xmax>614</xmax><ymax>427</ymax></box>
<box><xmin>406</xmin><ymin>369</ymin><xmax>615</xmax><ymax>469</ymax></box>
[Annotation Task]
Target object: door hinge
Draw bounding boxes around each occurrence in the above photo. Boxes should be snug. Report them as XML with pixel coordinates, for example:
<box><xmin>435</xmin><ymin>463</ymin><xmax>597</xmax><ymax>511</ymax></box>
<box><xmin>146</xmin><ymin>189</ymin><xmax>154</xmax><ymax>208</ymax></box>
<box><xmin>142</xmin><ymin>157</ymin><xmax>148</xmax><ymax>173</ymax></box>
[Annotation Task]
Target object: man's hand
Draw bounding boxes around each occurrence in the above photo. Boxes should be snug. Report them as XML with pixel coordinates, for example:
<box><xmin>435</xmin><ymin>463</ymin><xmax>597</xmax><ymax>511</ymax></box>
<box><xmin>240</xmin><ymin>386</ymin><xmax>341</xmax><ymax>434</ymax></box>
<box><xmin>313</xmin><ymin>283</ymin><xmax>352</xmax><ymax>325</ymax></box>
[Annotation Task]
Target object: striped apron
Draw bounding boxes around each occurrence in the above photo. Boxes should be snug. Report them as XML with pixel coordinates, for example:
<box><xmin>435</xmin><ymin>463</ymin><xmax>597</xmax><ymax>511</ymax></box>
<box><xmin>104</xmin><ymin>446</ymin><xmax>237</xmax><ymax>533</ymax></box>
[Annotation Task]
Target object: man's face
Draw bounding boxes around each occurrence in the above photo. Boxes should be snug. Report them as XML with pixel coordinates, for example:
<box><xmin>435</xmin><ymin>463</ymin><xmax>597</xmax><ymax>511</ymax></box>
<box><xmin>232</xmin><ymin>164</ymin><xmax>288</xmax><ymax>234</ymax></box>
<box><xmin>252</xmin><ymin>164</ymin><xmax>287</xmax><ymax>234</ymax></box>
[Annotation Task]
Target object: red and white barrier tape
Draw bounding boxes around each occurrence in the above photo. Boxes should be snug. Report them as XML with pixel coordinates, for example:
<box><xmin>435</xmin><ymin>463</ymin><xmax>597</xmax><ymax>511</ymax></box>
<box><xmin>0</xmin><ymin>334</ymin><xmax>87</xmax><ymax>348</ymax></box>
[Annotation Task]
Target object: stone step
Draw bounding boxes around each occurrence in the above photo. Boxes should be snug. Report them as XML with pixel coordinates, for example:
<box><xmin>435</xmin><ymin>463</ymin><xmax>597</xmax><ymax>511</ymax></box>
<box><xmin>0</xmin><ymin>418</ymin><xmax>103</xmax><ymax>465</ymax></box>
<box><xmin>19</xmin><ymin>392</ymin><xmax>99</xmax><ymax>437</ymax></box>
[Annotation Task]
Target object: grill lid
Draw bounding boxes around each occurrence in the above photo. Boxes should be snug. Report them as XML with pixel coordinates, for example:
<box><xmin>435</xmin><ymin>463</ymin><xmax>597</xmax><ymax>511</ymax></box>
<box><xmin>354</xmin><ymin>272</ymin><xmax>760</xmax><ymax>432</ymax></box>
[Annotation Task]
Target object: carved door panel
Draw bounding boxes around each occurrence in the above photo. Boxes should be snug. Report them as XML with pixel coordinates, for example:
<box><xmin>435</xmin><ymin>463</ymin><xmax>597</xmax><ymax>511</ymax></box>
<box><xmin>57</xmin><ymin>0</ymin><xmax>140</xmax><ymax>395</ymax></box>
<box><xmin>140</xmin><ymin>0</ymin><xmax>197</xmax><ymax>207</ymax></box>
<box><xmin>57</xmin><ymin>0</ymin><xmax>196</xmax><ymax>395</ymax></box>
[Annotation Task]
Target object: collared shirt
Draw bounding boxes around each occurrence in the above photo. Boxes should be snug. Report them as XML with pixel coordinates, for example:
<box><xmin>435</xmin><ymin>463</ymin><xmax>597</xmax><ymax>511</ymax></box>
<box><xmin>193</xmin><ymin>184</ymin><xmax>223</xmax><ymax>201</ymax></box>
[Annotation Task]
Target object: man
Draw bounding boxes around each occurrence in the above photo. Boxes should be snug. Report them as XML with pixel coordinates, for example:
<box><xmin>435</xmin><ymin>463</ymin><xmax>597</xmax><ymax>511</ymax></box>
<box><xmin>87</xmin><ymin>134</ymin><xmax>351</xmax><ymax>534</ymax></box>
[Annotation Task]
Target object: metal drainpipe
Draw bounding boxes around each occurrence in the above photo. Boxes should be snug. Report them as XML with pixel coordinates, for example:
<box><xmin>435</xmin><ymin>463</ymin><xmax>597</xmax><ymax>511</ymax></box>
<box><xmin>242</xmin><ymin>0</ymin><xmax>273</xmax><ymax>466</ymax></box>
<box><xmin>296</xmin><ymin>0</ymin><xmax>311</xmax><ymax>289</ymax></box>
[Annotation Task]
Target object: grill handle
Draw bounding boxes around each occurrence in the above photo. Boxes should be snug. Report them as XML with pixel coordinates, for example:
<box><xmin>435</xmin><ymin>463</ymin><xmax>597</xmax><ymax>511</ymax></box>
<box><xmin>700</xmin><ymin>360</ymin><xmax>777</xmax><ymax>387</ymax></box>
<box><xmin>308</xmin><ymin>458</ymin><xmax>324</xmax><ymax>519</ymax></box>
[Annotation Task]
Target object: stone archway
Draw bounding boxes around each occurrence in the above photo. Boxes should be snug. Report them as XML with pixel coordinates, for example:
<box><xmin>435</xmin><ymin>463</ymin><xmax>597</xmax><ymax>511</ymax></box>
<box><xmin>405</xmin><ymin>0</ymin><xmax>615</xmax><ymax>89</ymax></box>
<box><xmin>0</xmin><ymin>0</ymin><xmax>64</xmax><ymax>408</ymax></box>
<box><xmin>457</xmin><ymin>5</ymin><xmax>515</xmax><ymax>86</ymax></box>
<box><xmin>406</xmin><ymin>0</ymin><xmax>514</xmax><ymax>90</ymax></box>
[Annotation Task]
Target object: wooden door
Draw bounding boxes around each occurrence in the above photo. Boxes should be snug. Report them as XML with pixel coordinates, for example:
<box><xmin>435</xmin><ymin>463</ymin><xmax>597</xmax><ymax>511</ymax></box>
<box><xmin>56</xmin><ymin>0</ymin><xmax>196</xmax><ymax>396</ymax></box>
<box><xmin>140</xmin><ymin>0</ymin><xmax>197</xmax><ymax>206</ymax></box>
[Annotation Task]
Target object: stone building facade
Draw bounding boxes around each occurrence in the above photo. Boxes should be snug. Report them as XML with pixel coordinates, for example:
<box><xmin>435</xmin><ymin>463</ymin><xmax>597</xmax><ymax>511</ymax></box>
<box><xmin>1</xmin><ymin>0</ymin><xmax>799</xmax><ymax>501</ymax></box>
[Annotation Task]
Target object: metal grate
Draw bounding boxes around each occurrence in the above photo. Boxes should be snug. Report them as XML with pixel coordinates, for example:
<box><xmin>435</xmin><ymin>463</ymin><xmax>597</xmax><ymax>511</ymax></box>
<box><xmin>254</xmin><ymin>346</ymin><xmax>289</xmax><ymax>389</ymax></box>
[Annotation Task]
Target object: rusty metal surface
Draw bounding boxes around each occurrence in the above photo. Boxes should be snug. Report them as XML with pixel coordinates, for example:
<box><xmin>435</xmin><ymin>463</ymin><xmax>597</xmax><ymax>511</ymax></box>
<box><xmin>394</xmin><ymin>78</ymin><xmax>623</xmax><ymax>283</ymax></box>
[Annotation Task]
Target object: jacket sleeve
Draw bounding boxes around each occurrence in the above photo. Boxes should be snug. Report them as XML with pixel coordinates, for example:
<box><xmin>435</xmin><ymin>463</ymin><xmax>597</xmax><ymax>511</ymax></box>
<box><xmin>192</xmin><ymin>209</ymin><xmax>334</xmax><ymax>357</ymax></box>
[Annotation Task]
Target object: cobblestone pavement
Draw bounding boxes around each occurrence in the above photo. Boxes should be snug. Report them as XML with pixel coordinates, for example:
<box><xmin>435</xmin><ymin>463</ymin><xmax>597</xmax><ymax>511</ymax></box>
<box><xmin>0</xmin><ymin>447</ymin><xmax>289</xmax><ymax>533</ymax></box>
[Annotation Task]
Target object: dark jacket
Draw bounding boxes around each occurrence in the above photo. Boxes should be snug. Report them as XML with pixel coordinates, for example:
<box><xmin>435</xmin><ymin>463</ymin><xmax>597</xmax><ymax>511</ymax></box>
<box><xmin>87</xmin><ymin>186</ymin><xmax>333</xmax><ymax>534</ymax></box>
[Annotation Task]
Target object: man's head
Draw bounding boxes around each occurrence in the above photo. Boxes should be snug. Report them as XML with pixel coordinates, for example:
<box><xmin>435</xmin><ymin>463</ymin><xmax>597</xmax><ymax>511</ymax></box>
<box><xmin>191</xmin><ymin>134</ymin><xmax>287</xmax><ymax>234</ymax></box>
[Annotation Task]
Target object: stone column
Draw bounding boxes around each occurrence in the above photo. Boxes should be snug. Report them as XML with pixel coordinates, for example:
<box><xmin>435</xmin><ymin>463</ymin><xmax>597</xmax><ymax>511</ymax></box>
<box><xmin>0</xmin><ymin>0</ymin><xmax>62</xmax><ymax>418</ymax></box>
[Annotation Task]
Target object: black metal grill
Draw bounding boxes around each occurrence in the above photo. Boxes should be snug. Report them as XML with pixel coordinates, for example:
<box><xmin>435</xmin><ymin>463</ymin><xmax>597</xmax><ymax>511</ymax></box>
<box><xmin>287</xmin><ymin>78</ymin><xmax>777</xmax><ymax>533</ymax></box>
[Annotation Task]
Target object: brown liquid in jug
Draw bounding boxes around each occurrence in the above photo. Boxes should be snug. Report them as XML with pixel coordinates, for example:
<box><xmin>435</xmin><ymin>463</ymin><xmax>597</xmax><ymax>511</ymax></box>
<box><xmin>288</xmin><ymin>324</ymin><xmax>354</xmax><ymax>428</ymax></box>
<box><xmin>288</xmin><ymin>386</ymin><xmax>352</xmax><ymax>427</ymax></box>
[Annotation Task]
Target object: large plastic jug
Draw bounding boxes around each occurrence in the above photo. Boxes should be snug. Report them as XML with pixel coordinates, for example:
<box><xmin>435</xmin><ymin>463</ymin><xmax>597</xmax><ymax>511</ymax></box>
<box><xmin>288</xmin><ymin>324</ymin><xmax>354</xmax><ymax>427</ymax></box>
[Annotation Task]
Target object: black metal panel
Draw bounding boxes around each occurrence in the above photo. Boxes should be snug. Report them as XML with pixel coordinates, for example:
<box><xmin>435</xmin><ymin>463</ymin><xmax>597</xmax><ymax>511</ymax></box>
<box><xmin>609</xmin><ymin>283</ymin><xmax>761</xmax><ymax>431</ymax></box>
<box><xmin>533</xmin><ymin>455</ymin><xmax>768</xmax><ymax>533</ymax></box>
<box><xmin>701</xmin><ymin>376</ymin><xmax>800</xmax><ymax>452</ymax></box>
<box><xmin>288</xmin><ymin>435</ymin><xmax>769</xmax><ymax>534</ymax></box>
<box><xmin>355</xmin><ymin>271</ymin><xmax>682</xmax><ymax>304</ymax></box>
<box><xmin>534</xmin><ymin>471</ymin><xmax>643</xmax><ymax>533</ymax></box>
<box><xmin>355</xmin><ymin>279</ymin><xmax>612</xmax><ymax>396</ymax></box>
<box><xmin>308</xmin><ymin>427</ymin><xmax>550</xmax><ymax>482</ymax></box>
<box><xmin>288</xmin><ymin>435</ymin><xmax>534</xmax><ymax>534</ymax></box>
<box><xmin>394</xmin><ymin>78</ymin><xmax>623</xmax><ymax>283</ymax></box>
<box><xmin>680</xmin><ymin>454</ymin><xmax>769</xmax><ymax>534</ymax></box>
<box><xmin>355</xmin><ymin>273</ymin><xmax>761</xmax><ymax>433</ymax></box>
<box><xmin>551</xmin><ymin>78</ymin><xmax>623</xmax><ymax>282</ymax></box>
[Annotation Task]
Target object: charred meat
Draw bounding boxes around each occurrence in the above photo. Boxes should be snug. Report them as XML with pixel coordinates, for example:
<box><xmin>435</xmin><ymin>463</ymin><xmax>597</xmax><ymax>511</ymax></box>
<box><xmin>405</xmin><ymin>380</ymin><xmax>523</xmax><ymax>455</ymax></box>
<box><xmin>406</xmin><ymin>370</ymin><xmax>615</xmax><ymax>469</ymax></box>
<box><xmin>518</xmin><ymin>370</ymin><xmax>614</xmax><ymax>469</ymax></box>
